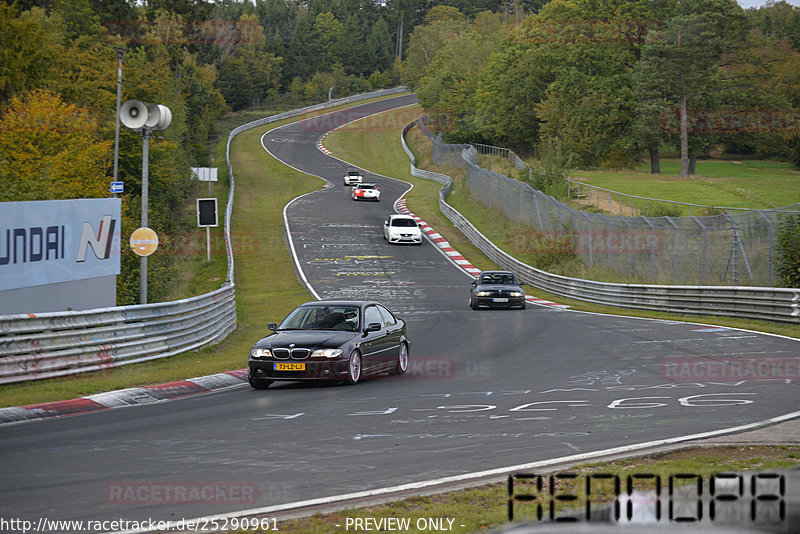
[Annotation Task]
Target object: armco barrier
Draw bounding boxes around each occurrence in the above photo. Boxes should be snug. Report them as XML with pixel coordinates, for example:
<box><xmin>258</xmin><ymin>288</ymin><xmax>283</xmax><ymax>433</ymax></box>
<box><xmin>0</xmin><ymin>287</ymin><xmax>236</xmax><ymax>384</ymax></box>
<box><xmin>402</xmin><ymin>120</ymin><xmax>800</xmax><ymax>324</ymax></box>
<box><xmin>0</xmin><ymin>88</ymin><xmax>409</xmax><ymax>384</ymax></box>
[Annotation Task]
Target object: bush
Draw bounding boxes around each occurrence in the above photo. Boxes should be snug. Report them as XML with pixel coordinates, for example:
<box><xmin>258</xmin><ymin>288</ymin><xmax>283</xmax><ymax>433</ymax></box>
<box><xmin>697</xmin><ymin>206</ymin><xmax>723</xmax><ymax>216</ymax></box>
<box><xmin>642</xmin><ymin>202</ymin><xmax>682</xmax><ymax>217</ymax></box>
<box><xmin>521</xmin><ymin>165</ymin><xmax>569</xmax><ymax>200</ymax></box>
<box><xmin>508</xmin><ymin>228</ymin><xmax>577</xmax><ymax>270</ymax></box>
<box><xmin>774</xmin><ymin>214</ymin><xmax>800</xmax><ymax>287</ymax></box>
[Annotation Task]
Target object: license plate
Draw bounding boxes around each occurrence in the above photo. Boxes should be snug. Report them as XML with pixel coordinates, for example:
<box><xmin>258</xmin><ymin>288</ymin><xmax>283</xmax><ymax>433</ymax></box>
<box><xmin>274</xmin><ymin>362</ymin><xmax>305</xmax><ymax>371</ymax></box>
<box><xmin>492</xmin><ymin>298</ymin><xmax>509</xmax><ymax>303</ymax></box>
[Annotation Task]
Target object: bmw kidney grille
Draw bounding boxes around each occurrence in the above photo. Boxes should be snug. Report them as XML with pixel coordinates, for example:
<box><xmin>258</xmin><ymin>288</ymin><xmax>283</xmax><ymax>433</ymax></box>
<box><xmin>272</xmin><ymin>348</ymin><xmax>311</xmax><ymax>360</ymax></box>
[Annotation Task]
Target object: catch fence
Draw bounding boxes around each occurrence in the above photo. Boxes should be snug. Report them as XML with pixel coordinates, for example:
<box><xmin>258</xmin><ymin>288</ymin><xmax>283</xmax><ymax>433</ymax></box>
<box><xmin>418</xmin><ymin>118</ymin><xmax>799</xmax><ymax>287</ymax></box>
<box><xmin>401</xmin><ymin>120</ymin><xmax>800</xmax><ymax>324</ymax></box>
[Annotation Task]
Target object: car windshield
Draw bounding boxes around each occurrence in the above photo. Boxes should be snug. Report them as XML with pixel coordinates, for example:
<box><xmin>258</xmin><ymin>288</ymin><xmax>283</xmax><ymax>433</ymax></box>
<box><xmin>480</xmin><ymin>273</ymin><xmax>516</xmax><ymax>284</ymax></box>
<box><xmin>278</xmin><ymin>305</ymin><xmax>360</xmax><ymax>331</ymax></box>
<box><xmin>360</xmin><ymin>184</ymin><xmax>376</xmax><ymax>189</ymax></box>
<box><xmin>347</xmin><ymin>171</ymin><xmax>360</xmax><ymax>176</ymax></box>
<box><xmin>391</xmin><ymin>218</ymin><xmax>417</xmax><ymax>227</ymax></box>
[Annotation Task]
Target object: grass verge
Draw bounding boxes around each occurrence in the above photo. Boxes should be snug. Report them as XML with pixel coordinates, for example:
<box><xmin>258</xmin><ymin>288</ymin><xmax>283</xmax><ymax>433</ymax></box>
<box><xmin>245</xmin><ymin>445</ymin><xmax>800</xmax><ymax>533</ymax></box>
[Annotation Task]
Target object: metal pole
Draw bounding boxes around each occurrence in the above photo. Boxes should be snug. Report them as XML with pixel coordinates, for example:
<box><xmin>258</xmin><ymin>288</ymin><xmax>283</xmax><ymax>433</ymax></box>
<box><xmin>112</xmin><ymin>48</ymin><xmax>125</xmax><ymax>197</ymax></box>
<box><xmin>206</xmin><ymin>226</ymin><xmax>211</xmax><ymax>262</ymax></box>
<box><xmin>641</xmin><ymin>216</ymin><xmax>655</xmax><ymax>280</ymax></box>
<box><xmin>690</xmin><ymin>216</ymin><xmax>708</xmax><ymax>284</ymax></box>
<box><xmin>140</xmin><ymin>127</ymin><xmax>150</xmax><ymax>304</ymax></box>
<box><xmin>756</xmin><ymin>211</ymin><xmax>774</xmax><ymax>286</ymax></box>
<box><xmin>666</xmin><ymin>216</ymin><xmax>679</xmax><ymax>283</ymax></box>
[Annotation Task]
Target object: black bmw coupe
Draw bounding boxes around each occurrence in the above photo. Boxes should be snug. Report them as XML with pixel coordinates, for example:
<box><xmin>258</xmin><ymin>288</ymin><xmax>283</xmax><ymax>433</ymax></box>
<box><xmin>469</xmin><ymin>270</ymin><xmax>526</xmax><ymax>310</ymax></box>
<box><xmin>248</xmin><ymin>301</ymin><xmax>410</xmax><ymax>389</ymax></box>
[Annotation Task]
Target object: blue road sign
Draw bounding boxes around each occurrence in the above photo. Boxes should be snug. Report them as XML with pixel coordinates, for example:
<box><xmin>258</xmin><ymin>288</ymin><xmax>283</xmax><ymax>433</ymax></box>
<box><xmin>110</xmin><ymin>181</ymin><xmax>124</xmax><ymax>194</ymax></box>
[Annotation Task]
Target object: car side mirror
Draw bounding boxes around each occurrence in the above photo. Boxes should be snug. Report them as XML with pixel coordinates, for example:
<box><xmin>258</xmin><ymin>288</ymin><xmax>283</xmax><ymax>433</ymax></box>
<box><xmin>363</xmin><ymin>322</ymin><xmax>381</xmax><ymax>335</ymax></box>
<box><xmin>268</xmin><ymin>322</ymin><xmax>278</xmax><ymax>331</ymax></box>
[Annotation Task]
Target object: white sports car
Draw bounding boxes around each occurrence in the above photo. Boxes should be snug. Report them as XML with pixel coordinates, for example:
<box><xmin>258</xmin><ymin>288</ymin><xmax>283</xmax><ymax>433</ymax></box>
<box><xmin>343</xmin><ymin>170</ymin><xmax>363</xmax><ymax>185</ymax></box>
<box><xmin>352</xmin><ymin>183</ymin><xmax>380</xmax><ymax>201</ymax></box>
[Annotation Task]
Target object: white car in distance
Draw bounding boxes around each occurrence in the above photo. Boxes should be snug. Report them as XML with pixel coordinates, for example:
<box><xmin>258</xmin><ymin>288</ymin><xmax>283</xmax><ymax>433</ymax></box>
<box><xmin>383</xmin><ymin>214</ymin><xmax>423</xmax><ymax>245</ymax></box>
<box><xmin>343</xmin><ymin>170</ymin><xmax>363</xmax><ymax>186</ymax></box>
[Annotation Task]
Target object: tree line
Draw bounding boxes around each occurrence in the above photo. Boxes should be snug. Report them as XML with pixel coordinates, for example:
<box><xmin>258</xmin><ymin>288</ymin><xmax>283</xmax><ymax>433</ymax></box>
<box><xmin>4</xmin><ymin>0</ymin><xmax>798</xmax><ymax>301</ymax></box>
<box><xmin>405</xmin><ymin>0</ymin><xmax>800</xmax><ymax>172</ymax></box>
<box><xmin>0</xmin><ymin>0</ymin><xmax>520</xmax><ymax>305</ymax></box>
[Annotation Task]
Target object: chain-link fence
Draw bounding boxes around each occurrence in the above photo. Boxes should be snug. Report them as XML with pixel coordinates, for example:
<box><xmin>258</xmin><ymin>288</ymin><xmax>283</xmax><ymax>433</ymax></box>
<box><xmin>419</xmin><ymin>117</ymin><xmax>799</xmax><ymax>286</ymax></box>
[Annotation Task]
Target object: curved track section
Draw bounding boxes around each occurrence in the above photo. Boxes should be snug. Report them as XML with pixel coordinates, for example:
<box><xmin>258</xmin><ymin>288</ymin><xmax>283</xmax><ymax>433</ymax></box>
<box><xmin>0</xmin><ymin>95</ymin><xmax>798</xmax><ymax>529</ymax></box>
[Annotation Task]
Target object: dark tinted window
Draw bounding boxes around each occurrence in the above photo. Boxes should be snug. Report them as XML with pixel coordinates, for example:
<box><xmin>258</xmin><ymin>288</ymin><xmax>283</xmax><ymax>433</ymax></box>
<box><xmin>391</xmin><ymin>218</ymin><xmax>417</xmax><ymax>227</ymax></box>
<box><xmin>481</xmin><ymin>273</ymin><xmax>517</xmax><ymax>284</ymax></box>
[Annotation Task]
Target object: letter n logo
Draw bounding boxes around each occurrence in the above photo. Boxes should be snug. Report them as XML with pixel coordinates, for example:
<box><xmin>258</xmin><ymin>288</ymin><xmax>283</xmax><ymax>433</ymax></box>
<box><xmin>77</xmin><ymin>215</ymin><xmax>116</xmax><ymax>262</ymax></box>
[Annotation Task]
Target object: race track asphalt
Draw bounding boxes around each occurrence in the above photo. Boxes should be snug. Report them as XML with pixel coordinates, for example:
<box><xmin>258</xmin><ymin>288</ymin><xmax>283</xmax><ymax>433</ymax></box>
<box><xmin>0</xmin><ymin>94</ymin><xmax>798</xmax><ymax>530</ymax></box>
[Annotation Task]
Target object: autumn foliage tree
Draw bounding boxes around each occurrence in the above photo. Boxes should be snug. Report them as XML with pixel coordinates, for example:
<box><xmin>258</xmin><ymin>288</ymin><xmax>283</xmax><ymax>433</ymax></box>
<box><xmin>0</xmin><ymin>89</ymin><xmax>112</xmax><ymax>201</ymax></box>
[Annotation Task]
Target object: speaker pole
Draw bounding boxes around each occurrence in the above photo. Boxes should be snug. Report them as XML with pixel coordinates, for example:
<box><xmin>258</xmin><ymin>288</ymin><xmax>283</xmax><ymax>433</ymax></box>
<box><xmin>140</xmin><ymin>126</ymin><xmax>150</xmax><ymax>305</ymax></box>
<box><xmin>112</xmin><ymin>48</ymin><xmax>125</xmax><ymax>198</ymax></box>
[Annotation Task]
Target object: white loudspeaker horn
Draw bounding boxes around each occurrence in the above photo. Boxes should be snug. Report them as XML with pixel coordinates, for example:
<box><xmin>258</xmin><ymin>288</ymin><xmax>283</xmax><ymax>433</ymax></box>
<box><xmin>145</xmin><ymin>103</ymin><xmax>172</xmax><ymax>130</ymax></box>
<box><xmin>120</xmin><ymin>99</ymin><xmax>148</xmax><ymax>129</ymax></box>
<box><xmin>156</xmin><ymin>105</ymin><xmax>172</xmax><ymax>130</ymax></box>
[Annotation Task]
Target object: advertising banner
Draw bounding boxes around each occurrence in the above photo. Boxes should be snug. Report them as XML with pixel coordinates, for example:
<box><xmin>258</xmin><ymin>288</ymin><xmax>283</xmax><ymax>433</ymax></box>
<box><xmin>0</xmin><ymin>199</ymin><xmax>121</xmax><ymax>291</ymax></box>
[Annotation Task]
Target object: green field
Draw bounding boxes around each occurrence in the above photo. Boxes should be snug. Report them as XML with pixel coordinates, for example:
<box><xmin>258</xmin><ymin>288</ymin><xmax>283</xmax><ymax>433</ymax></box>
<box><xmin>569</xmin><ymin>158</ymin><xmax>800</xmax><ymax>212</ymax></box>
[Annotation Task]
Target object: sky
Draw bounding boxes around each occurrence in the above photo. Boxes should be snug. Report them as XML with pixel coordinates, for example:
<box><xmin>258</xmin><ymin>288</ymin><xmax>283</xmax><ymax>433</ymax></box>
<box><xmin>737</xmin><ymin>0</ymin><xmax>800</xmax><ymax>8</ymax></box>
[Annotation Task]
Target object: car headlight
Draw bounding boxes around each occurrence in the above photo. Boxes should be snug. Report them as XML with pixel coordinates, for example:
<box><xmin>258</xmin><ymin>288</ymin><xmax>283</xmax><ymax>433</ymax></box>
<box><xmin>311</xmin><ymin>348</ymin><xmax>343</xmax><ymax>359</ymax></box>
<box><xmin>510</xmin><ymin>291</ymin><xmax>524</xmax><ymax>297</ymax></box>
<box><xmin>251</xmin><ymin>348</ymin><xmax>272</xmax><ymax>358</ymax></box>
<box><xmin>476</xmin><ymin>291</ymin><xmax>491</xmax><ymax>296</ymax></box>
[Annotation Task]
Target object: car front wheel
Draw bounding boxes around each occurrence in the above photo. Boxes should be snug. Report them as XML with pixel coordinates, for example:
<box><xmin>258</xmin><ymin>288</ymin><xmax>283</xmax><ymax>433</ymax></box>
<box><xmin>248</xmin><ymin>369</ymin><xmax>273</xmax><ymax>390</ymax></box>
<box><xmin>394</xmin><ymin>343</ymin><xmax>409</xmax><ymax>375</ymax></box>
<box><xmin>346</xmin><ymin>350</ymin><xmax>362</xmax><ymax>384</ymax></box>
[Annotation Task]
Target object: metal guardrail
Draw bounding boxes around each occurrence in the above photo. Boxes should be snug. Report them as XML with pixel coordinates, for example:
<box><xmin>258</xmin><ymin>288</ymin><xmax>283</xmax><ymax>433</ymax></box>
<box><xmin>0</xmin><ymin>88</ymin><xmax>409</xmax><ymax>384</ymax></box>
<box><xmin>402</xmin><ymin>121</ymin><xmax>800</xmax><ymax>324</ymax></box>
<box><xmin>0</xmin><ymin>287</ymin><xmax>236</xmax><ymax>384</ymax></box>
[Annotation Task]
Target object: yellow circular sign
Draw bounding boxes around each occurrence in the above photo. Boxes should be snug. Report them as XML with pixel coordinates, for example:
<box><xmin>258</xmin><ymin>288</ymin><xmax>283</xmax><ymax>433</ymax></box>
<box><xmin>130</xmin><ymin>227</ymin><xmax>158</xmax><ymax>256</ymax></box>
